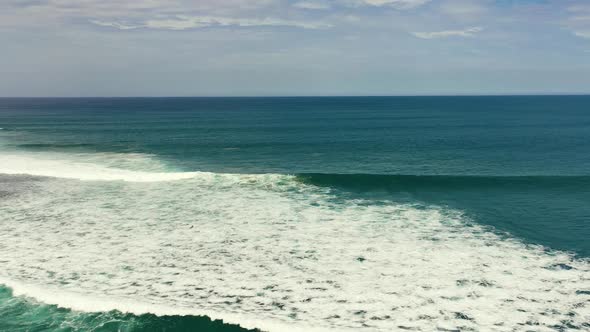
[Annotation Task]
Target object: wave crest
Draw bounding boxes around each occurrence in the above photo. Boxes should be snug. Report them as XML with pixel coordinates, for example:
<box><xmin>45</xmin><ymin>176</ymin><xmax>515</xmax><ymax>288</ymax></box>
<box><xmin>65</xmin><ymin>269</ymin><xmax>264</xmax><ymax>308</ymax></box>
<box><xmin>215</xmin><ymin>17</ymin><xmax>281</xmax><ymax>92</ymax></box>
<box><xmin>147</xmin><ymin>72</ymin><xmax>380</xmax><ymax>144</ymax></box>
<box><xmin>0</xmin><ymin>278</ymin><xmax>335</xmax><ymax>332</ymax></box>
<box><xmin>297</xmin><ymin>173</ymin><xmax>590</xmax><ymax>191</ymax></box>
<box><xmin>0</xmin><ymin>153</ymin><xmax>205</xmax><ymax>182</ymax></box>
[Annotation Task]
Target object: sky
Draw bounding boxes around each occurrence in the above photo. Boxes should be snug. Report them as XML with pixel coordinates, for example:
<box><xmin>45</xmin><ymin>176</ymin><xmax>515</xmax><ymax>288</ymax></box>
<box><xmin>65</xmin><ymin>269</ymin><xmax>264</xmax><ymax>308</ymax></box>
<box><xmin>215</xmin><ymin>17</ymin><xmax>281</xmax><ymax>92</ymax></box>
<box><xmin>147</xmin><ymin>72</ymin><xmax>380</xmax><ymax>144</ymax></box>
<box><xmin>1</xmin><ymin>0</ymin><xmax>589</xmax><ymax>96</ymax></box>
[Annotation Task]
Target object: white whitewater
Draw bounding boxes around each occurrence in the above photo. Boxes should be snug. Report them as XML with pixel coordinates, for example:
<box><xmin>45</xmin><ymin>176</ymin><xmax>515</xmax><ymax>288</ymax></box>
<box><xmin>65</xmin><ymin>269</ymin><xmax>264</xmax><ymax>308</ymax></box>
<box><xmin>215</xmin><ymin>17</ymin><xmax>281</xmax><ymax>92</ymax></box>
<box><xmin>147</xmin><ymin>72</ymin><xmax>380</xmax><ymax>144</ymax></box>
<box><xmin>0</xmin><ymin>153</ymin><xmax>201</xmax><ymax>182</ymax></box>
<box><xmin>0</xmin><ymin>151</ymin><xmax>588</xmax><ymax>331</ymax></box>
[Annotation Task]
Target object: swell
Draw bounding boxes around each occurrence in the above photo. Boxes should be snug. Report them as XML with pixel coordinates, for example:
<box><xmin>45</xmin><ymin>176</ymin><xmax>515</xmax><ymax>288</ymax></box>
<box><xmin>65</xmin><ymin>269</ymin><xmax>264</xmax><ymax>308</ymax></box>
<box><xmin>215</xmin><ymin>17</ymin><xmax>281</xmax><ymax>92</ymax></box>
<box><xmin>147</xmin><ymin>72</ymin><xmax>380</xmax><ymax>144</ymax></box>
<box><xmin>0</xmin><ymin>153</ymin><xmax>200</xmax><ymax>182</ymax></box>
<box><xmin>296</xmin><ymin>173</ymin><xmax>590</xmax><ymax>258</ymax></box>
<box><xmin>2</xmin><ymin>149</ymin><xmax>589</xmax><ymax>189</ymax></box>
<box><xmin>1</xmin><ymin>159</ymin><xmax>589</xmax><ymax>330</ymax></box>
<box><xmin>0</xmin><ymin>284</ymin><xmax>260</xmax><ymax>332</ymax></box>
<box><xmin>0</xmin><ymin>279</ymin><xmax>333</xmax><ymax>332</ymax></box>
<box><xmin>16</xmin><ymin>143</ymin><xmax>97</xmax><ymax>149</ymax></box>
<box><xmin>2</xmin><ymin>151</ymin><xmax>588</xmax><ymax>188</ymax></box>
<box><xmin>295</xmin><ymin>173</ymin><xmax>590</xmax><ymax>192</ymax></box>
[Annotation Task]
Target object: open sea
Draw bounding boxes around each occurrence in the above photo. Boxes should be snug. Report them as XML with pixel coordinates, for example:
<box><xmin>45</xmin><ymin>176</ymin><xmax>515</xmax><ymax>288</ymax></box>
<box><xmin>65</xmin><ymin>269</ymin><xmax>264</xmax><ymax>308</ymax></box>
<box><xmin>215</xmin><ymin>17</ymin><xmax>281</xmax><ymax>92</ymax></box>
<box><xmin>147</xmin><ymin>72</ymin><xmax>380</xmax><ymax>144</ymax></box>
<box><xmin>0</xmin><ymin>96</ymin><xmax>589</xmax><ymax>331</ymax></box>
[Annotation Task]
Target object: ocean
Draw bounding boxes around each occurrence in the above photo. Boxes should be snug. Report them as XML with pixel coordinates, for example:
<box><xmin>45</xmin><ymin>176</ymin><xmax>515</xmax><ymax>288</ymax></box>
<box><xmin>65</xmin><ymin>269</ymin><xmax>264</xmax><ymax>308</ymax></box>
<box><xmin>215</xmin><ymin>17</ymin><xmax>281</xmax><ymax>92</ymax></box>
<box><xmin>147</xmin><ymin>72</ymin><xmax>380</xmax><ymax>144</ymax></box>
<box><xmin>0</xmin><ymin>96</ymin><xmax>588</xmax><ymax>331</ymax></box>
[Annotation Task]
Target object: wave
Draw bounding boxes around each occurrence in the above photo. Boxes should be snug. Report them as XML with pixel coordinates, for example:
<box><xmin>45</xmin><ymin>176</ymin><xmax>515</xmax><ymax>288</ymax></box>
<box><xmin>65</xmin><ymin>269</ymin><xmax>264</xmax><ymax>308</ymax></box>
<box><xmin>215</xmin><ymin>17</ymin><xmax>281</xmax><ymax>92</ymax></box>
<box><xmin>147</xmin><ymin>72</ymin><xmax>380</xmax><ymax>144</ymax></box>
<box><xmin>0</xmin><ymin>285</ymin><xmax>257</xmax><ymax>332</ymax></box>
<box><xmin>0</xmin><ymin>279</ymin><xmax>337</xmax><ymax>332</ymax></box>
<box><xmin>1</xmin><ymin>169</ymin><xmax>589</xmax><ymax>331</ymax></box>
<box><xmin>15</xmin><ymin>143</ymin><xmax>98</xmax><ymax>149</ymax></box>
<box><xmin>1</xmin><ymin>150</ymin><xmax>589</xmax><ymax>331</ymax></box>
<box><xmin>3</xmin><ymin>152</ymin><xmax>589</xmax><ymax>190</ymax></box>
<box><xmin>0</xmin><ymin>153</ymin><xmax>201</xmax><ymax>182</ymax></box>
<box><xmin>0</xmin><ymin>153</ymin><xmax>298</xmax><ymax>192</ymax></box>
<box><xmin>296</xmin><ymin>173</ymin><xmax>590</xmax><ymax>191</ymax></box>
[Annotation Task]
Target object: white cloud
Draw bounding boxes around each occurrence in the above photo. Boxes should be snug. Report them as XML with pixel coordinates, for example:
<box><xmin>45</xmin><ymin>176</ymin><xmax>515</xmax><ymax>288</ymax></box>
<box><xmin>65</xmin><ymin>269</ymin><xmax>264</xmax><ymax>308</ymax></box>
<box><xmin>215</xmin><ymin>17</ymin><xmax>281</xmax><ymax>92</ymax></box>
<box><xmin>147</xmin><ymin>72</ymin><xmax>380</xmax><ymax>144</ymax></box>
<box><xmin>573</xmin><ymin>31</ymin><xmax>590</xmax><ymax>39</ymax></box>
<box><xmin>90</xmin><ymin>20</ymin><xmax>141</xmax><ymax>30</ymax></box>
<box><xmin>347</xmin><ymin>0</ymin><xmax>430</xmax><ymax>9</ymax></box>
<box><xmin>92</xmin><ymin>15</ymin><xmax>332</xmax><ymax>30</ymax></box>
<box><xmin>570</xmin><ymin>15</ymin><xmax>590</xmax><ymax>22</ymax></box>
<box><xmin>567</xmin><ymin>4</ymin><xmax>590</xmax><ymax>13</ymax></box>
<box><xmin>293</xmin><ymin>1</ymin><xmax>330</xmax><ymax>10</ymax></box>
<box><xmin>566</xmin><ymin>4</ymin><xmax>590</xmax><ymax>40</ymax></box>
<box><xmin>439</xmin><ymin>0</ymin><xmax>488</xmax><ymax>19</ymax></box>
<box><xmin>2</xmin><ymin>0</ymin><xmax>336</xmax><ymax>31</ymax></box>
<box><xmin>1</xmin><ymin>0</ymin><xmax>281</xmax><ymax>24</ymax></box>
<box><xmin>412</xmin><ymin>26</ymin><xmax>483</xmax><ymax>39</ymax></box>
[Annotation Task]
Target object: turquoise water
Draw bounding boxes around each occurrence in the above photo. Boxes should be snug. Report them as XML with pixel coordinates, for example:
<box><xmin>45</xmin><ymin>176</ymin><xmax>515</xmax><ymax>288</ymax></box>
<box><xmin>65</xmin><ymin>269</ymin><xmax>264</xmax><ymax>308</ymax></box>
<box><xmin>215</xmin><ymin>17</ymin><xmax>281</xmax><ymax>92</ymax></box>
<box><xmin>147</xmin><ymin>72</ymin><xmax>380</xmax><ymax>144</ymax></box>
<box><xmin>0</xmin><ymin>286</ymin><xmax>258</xmax><ymax>332</ymax></box>
<box><xmin>0</xmin><ymin>96</ymin><xmax>589</xmax><ymax>331</ymax></box>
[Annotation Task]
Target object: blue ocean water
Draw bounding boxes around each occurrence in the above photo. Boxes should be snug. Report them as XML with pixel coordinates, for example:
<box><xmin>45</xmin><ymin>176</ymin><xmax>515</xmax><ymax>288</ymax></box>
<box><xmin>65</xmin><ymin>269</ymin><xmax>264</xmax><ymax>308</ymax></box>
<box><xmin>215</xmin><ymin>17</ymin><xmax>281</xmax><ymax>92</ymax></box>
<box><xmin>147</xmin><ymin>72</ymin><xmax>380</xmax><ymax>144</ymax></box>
<box><xmin>0</xmin><ymin>96</ymin><xmax>589</xmax><ymax>331</ymax></box>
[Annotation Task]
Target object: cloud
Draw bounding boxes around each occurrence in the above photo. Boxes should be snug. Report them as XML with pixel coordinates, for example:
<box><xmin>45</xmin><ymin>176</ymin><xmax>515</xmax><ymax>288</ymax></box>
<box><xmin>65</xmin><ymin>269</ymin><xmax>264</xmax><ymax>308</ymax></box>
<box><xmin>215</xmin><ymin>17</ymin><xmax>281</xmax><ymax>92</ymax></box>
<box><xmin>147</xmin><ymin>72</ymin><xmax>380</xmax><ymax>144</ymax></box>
<box><xmin>573</xmin><ymin>31</ymin><xmax>590</xmax><ymax>39</ymax></box>
<box><xmin>567</xmin><ymin>4</ymin><xmax>590</xmax><ymax>13</ymax></box>
<box><xmin>348</xmin><ymin>0</ymin><xmax>431</xmax><ymax>9</ymax></box>
<box><xmin>439</xmin><ymin>0</ymin><xmax>488</xmax><ymax>19</ymax></box>
<box><xmin>293</xmin><ymin>1</ymin><xmax>330</xmax><ymax>10</ymax></box>
<box><xmin>566</xmin><ymin>4</ymin><xmax>590</xmax><ymax>39</ymax></box>
<box><xmin>2</xmin><ymin>0</ymin><xmax>334</xmax><ymax>31</ymax></box>
<box><xmin>412</xmin><ymin>26</ymin><xmax>483</xmax><ymax>39</ymax></box>
<box><xmin>1</xmin><ymin>0</ymin><xmax>282</xmax><ymax>24</ymax></box>
<box><xmin>92</xmin><ymin>15</ymin><xmax>332</xmax><ymax>30</ymax></box>
<box><xmin>570</xmin><ymin>16</ymin><xmax>590</xmax><ymax>22</ymax></box>
<box><xmin>90</xmin><ymin>20</ymin><xmax>141</xmax><ymax>30</ymax></box>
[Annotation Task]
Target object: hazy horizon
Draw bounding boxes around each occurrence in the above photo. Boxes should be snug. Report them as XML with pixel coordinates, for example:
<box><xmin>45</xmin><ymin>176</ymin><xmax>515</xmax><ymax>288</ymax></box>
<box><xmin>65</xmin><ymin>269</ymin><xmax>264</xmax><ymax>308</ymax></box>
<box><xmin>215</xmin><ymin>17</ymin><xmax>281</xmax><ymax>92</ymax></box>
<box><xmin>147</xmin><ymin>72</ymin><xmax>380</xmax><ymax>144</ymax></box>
<box><xmin>1</xmin><ymin>94</ymin><xmax>590</xmax><ymax>99</ymax></box>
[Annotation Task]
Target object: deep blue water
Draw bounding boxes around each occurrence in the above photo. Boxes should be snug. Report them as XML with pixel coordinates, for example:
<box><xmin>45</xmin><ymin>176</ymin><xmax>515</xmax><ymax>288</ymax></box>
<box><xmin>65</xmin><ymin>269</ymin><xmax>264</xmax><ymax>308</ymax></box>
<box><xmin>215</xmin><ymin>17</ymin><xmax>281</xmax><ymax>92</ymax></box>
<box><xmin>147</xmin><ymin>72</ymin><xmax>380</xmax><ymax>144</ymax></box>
<box><xmin>0</xmin><ymin>96</ymin><xmax>589</xmax><ymax>332</ymax></box>
<box><xmin>2</xmin><ymin>96</ymin><xmax>590</xmax><ymax>176</ymax></box>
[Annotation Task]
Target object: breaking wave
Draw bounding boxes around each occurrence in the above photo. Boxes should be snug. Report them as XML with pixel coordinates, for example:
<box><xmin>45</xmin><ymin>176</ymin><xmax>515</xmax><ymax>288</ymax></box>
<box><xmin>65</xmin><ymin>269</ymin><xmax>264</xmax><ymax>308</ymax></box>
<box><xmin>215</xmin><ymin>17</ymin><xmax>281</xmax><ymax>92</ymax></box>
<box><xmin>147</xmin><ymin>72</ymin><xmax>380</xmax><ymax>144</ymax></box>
<box><xmin>0</xmin><ymin>283</ymin><xmax>263</xmax><ymax>332</ymax></box>
<box><xmin>0</xmin><ymin>151</ymin><xmax>589</xmax><ymax>331</ymax></box>
<box><xmin>0</xmin><ymin>152</ymin><xmax>202</xmax><ymax>182</ymax></box>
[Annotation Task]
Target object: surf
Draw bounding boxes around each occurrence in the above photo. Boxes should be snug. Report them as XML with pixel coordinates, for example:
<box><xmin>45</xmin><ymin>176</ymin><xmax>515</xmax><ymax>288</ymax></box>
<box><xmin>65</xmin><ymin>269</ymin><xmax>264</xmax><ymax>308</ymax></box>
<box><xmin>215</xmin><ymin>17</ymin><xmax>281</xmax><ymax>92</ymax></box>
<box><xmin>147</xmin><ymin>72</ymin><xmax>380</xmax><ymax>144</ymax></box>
<box><xmin>0</xmin><ymin>153</ymin><xmax>588</xmax><ymax>331</ymax></box>
<box><xmin>0</xmin><ymin>281</ymin><xmax>331</xmax><ymax>332</ymax></box>
<box><xmin>0</xmin><ymin>153</ymin><xmax>201</xmax><ymax>182</ymax></box>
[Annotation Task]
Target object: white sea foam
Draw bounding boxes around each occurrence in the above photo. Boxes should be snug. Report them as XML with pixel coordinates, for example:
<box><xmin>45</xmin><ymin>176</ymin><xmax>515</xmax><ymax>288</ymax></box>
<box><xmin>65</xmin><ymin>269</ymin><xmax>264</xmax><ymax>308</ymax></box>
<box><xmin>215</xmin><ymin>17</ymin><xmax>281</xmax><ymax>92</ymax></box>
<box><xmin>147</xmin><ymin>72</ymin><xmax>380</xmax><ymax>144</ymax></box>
<box><xmin>0</xmin><ymin>153</ymin><xmax>589</xmax><ymax>331</ymax></box>
<box><xmin>0</xmin><ymin>153</ymin><xmax>201</xmax><ymax>182</ymax></box>
<box><xmin>0</xmin><ymin>278</ymin><xmax>337</xmax><ymax>332</ymax></box>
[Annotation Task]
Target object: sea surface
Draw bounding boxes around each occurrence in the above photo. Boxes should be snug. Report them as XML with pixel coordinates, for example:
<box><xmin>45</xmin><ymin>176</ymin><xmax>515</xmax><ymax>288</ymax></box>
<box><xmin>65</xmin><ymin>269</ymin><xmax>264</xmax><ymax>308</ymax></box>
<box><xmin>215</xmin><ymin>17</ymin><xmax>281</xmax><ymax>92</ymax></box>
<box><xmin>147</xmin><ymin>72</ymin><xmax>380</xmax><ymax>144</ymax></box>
<box><xmin>0</xmin><ymin>96</ymin><xmax>589</xmax><ymax>331</ymax></box>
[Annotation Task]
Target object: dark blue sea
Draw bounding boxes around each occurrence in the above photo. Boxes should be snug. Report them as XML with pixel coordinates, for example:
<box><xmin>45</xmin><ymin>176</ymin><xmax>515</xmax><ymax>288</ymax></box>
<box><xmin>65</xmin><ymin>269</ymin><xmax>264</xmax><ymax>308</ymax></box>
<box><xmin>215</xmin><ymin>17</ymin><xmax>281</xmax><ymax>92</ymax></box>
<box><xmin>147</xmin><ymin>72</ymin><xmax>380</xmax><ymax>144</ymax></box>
<box><xmin>0</xmin><ymin>96</ymin><xmax>588</xmax><ymax>331</ymax></box>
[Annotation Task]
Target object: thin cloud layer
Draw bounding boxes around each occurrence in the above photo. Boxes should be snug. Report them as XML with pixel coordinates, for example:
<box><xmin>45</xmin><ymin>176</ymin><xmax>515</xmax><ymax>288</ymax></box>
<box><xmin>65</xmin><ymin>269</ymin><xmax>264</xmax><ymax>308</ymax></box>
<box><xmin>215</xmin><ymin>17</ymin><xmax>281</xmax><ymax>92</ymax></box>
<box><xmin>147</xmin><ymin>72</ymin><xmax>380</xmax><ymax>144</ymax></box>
<box><xmin>567</xmin><ymin>4</ymin><xmax>590</xmax><ymax>39</ymax></box>
<box><xmin>92</xmin><ymin>16</ymin><xmax>331</xmax><ymax>30</ymax></box>
<box><xmin>293</xmin><ymin>1</ymin><xmax>331</xmax><ymax>10</ymax></box>
<box><xmin>1</xmin><ymin>0</ymin><xmax>590</xmax><ymax>96</ymax></box>
<box><xmin>412</xmin><ymin>26</ymin><xmax>483</xmax><ymax>39</ymax></box>
<box><xmin>354</xmin><ymin>0</ymin><xmax>430</xmax><ymax>9</ymax></box>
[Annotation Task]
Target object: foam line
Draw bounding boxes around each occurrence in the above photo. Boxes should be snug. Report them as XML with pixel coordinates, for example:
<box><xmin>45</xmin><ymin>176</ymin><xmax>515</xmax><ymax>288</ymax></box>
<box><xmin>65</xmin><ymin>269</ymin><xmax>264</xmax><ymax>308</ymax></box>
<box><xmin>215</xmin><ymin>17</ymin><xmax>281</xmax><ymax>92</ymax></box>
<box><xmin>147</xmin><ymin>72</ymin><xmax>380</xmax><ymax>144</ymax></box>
<box><xmin>0</xmin><ymin>278</ymin><xmax>340</xmax><ymax>332</ymax></box>
<box><xmin>1</xmin><ymin>151</ymin><xmax>589</xmax><ymax>331</ymax></box>
<box><xmin>0</xmin><ymin>153</ymin><xmax>201</xmax><ymax>182</ymax></box>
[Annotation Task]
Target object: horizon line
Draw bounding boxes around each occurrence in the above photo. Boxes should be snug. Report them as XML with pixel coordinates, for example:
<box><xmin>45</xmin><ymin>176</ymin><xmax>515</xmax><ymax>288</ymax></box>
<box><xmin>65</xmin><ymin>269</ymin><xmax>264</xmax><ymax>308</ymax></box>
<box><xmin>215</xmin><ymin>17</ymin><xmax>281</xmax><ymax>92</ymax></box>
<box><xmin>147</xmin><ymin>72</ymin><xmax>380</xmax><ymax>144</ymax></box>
<box><xmin>1</xmin><ymin>93</ymin><xmax>590</xmax><ymax>99</ymax></box>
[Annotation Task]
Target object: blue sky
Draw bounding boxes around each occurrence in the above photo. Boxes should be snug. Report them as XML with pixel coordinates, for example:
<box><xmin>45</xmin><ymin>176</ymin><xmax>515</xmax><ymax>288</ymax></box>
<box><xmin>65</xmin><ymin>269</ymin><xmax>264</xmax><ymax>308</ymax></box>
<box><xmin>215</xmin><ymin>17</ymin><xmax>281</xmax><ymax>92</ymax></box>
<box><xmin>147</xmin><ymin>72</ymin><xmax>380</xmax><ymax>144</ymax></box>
<box><xmin>1</xmin><ymin>0</ymin><xmax>589</xmax><ymax>96</ymax></box>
